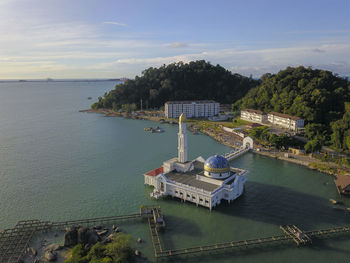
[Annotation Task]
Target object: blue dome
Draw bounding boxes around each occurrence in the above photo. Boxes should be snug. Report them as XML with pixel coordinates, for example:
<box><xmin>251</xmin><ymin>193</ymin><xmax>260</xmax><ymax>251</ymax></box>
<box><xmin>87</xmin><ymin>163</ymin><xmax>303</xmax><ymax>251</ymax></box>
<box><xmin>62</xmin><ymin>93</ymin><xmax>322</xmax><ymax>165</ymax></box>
<box><xmin>204</xmin><ymin>155</ymin><xmax>230</xmax><ymax>173</ymax></box>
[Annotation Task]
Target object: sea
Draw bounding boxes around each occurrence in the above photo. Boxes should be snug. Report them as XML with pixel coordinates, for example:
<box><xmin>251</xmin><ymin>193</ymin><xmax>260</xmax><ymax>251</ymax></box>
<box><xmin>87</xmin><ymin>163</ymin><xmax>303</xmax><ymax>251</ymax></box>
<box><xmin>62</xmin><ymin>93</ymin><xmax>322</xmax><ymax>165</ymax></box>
<box><xmin>0</xmin><ymin>81</ymin><xmax>349</xmax><ymax>262</ymax></box>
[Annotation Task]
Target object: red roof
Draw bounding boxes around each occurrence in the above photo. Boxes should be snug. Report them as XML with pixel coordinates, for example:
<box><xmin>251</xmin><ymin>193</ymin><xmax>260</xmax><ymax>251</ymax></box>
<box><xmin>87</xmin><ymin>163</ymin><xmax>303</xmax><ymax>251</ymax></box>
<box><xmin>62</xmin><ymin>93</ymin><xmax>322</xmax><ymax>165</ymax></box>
<box><xmin>145</xmin><ymin>167</ymin><xmax>164</xmax><ymax>177</ymax></box>
<box><xmin>248</xmin><ymin>123</ymin><xmax>263</xmax><ymax>128</ymax></box>
<box><xmin>334</xmin><ymin>175</ymin><xmax>350</xmax><ymax>189</ymax></box>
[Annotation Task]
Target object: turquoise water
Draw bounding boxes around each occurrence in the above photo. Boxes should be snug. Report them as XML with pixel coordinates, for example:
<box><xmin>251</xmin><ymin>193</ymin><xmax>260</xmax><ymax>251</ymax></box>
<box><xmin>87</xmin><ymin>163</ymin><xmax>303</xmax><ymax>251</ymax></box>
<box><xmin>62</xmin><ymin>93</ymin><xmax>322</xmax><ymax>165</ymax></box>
<box><xmin>0</xmin><ymin>81</ymin><xmax>349</xmax><ymax>262</ymax></box>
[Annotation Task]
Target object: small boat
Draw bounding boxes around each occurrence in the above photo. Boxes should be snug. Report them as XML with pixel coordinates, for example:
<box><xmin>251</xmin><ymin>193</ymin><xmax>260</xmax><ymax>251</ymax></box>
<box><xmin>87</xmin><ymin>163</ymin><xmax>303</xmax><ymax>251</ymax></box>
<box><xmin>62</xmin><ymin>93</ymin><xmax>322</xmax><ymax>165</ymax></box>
<box><xmin>87</xmin><ymin>97</ymin><xmax>92</xmax><ymax>100</ymax></box>
<box><xmin>155</xmin><ymin>126</ymin><xmax>164</xmax><ymax>133</ymax></box>
<box><xmin>329</xmin><ymin>199</ymin><xmax>338</xmax><ymax>205</ymax></box>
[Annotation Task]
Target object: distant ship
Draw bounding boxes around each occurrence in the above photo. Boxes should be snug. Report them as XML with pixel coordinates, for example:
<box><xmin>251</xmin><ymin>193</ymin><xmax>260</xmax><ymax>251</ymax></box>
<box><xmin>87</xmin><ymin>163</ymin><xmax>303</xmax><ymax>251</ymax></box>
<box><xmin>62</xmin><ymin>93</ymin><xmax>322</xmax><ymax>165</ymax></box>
<box><xmin>46</xmin><ymin>78</ymin><xmax>54</xmax><ymax>82</ymax></box>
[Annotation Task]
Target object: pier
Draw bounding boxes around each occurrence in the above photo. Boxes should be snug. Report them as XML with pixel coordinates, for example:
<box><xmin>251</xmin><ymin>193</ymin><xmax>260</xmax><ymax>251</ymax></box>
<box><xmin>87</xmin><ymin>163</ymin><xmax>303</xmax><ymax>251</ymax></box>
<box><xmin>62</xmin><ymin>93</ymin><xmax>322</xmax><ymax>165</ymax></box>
<box><xmin>153</xmin><ymin>224</ymin><xmax>350</xmax><ymax>259</ymax></box>
<box><xmin>224</xmin><ymin>147</ymin><xmax>250</xmax><ymax>161</ymax></box>
<box><xmin>1</xmin><ymin>207</ymin><xmax>350</xmax><ymax>262</ymax></box>
<box><xmin>0</xmin><ymin>209</ymin><xmax>152</xmax><ymax>263</ymax></box>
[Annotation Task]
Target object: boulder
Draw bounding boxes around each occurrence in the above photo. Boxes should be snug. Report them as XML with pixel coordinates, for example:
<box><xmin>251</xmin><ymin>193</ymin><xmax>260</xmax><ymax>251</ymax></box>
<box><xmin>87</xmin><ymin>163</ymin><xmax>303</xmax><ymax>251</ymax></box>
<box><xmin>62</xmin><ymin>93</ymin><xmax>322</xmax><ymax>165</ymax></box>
<box><xmin>135</xmin><ymin>250</ymin><xmax>141</xmax><ymax>257</ymax></box>
<box><xmin>64</xmin><ymin>227</ymin><xmax>78</xmax><ymax>247</ymax></box>
<box><xmin>136</xmin><ymin>237</ymin><xmax>142</xmax><ymax>243</ymax></box>
<box><xmin>77</xmin><ymin>227</ymin><xmax>100</xmax><ymax>245</ymax></box>
<box><xmin>26</xmin><ymin>247</ymin><xmax>37</xmax><ymax>257</ymax></box>
<box><xmin>86</xmin><ymin>229</ymin><xmax>100</xmax><ymax>245</ymax></box>
<box><xmin>77</xmin><ymin>227</ymin><xmax>89</xmax><ymax>244</ymax></box>
<box><xmin>114</xmin><ymin>227</ymin><xmax>120</xmax><ymax>233</ymax></box>
<box><xmin>101</xmin><ymin>234</ymin><xmax>114</xmax><ymax>244</ymax></box>
<box><xmin>112</xmin><ymin>225</ymin><xmax>117</xmax><ymax>231</ymax></box>
<box><xmin>45</xmin><ymin>243</ymin><xmax>63</xmax><ymax>251</ymax></box>
<box><xmin>97</xmin><ymin>229</ymin><xmax>108</xmax><ymax>237</ymax></box>
<box><xmin>45</xmin><ymin>250</ymin><xmax>57</xmax><ymax>261</ymax></box>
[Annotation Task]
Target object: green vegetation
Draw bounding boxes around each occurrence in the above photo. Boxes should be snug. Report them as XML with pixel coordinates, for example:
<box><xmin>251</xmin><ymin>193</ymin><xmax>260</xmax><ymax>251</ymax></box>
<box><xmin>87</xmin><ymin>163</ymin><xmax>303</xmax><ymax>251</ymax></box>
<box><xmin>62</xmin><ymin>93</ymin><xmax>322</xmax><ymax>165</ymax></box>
<box><xmin>309</xmin><ymin>162</ymin><xmax>348</xmax><ymax>176</ymax></box>
<box><xmin>65</xmin><ymin>233</ymin><xmax>134</xmax><ymax>263</ymax></box>
<box><xmin>234</xmin><ymin>66</ymin><xmax>350</xmax><ymax>151</ymax></box>
<box><xmin>248</xmin><ymin>126</ymin><xmax>304</xmax><ymax>150</ymax></box>
<box><xmin>92</xmin><ymin>60</ymin><xmax>259</xmax><ymax>110</ymax></box>
<box><xmin>331</xmin><ymin>102</ymin><xmax>350</xmax><ymax>150</ymax></box>
<box><xmin>224</xmin><ymin>117</ymin><xmax>251</xmax><ymax>128</ymax></box>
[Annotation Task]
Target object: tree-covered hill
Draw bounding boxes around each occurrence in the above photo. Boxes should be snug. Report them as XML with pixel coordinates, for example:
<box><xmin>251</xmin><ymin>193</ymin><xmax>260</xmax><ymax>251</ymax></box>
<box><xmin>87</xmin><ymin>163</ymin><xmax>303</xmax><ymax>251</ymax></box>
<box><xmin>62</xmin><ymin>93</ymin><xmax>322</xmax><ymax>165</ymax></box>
<box><xmin>234</xmin><ymin>66</ymin><xmax>350</xmax><ymax>150</ymax></box>
<box><xmin>92</xmin><ymin>60</ymin><xmax>260</xmax><ymax>110</ymax></box>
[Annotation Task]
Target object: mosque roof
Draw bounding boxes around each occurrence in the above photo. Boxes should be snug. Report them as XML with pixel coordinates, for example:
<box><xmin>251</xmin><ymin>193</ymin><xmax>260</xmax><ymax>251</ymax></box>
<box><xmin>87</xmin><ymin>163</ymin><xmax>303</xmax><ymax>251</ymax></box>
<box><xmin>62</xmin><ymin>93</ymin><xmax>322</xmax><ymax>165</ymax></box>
<box><xmin>164</xmin><ymin>161</ymin><xmax>220</xmax><ymax>192</ymax></box>
<box><xmin>204</xmin><ymin>155</ymin><xmax>230</xmax><ymax>173</ymax></box>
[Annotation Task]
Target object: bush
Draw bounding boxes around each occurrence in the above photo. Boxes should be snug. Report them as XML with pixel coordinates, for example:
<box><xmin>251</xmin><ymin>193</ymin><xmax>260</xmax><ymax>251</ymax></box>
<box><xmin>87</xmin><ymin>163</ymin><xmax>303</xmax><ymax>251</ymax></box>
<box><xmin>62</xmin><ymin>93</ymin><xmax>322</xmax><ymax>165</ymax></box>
<box><xmin>65</xmin><ymin>233</ymin><xmax>134</xmax><ymax>263</ymax></box>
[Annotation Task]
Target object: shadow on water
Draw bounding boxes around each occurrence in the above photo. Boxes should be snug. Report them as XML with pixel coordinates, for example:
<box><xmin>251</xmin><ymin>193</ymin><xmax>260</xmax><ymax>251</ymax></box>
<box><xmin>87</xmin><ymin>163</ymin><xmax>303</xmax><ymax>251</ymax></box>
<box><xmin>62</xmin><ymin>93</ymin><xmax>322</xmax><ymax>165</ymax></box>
<box><xmin>160</xmin><ymin>214</ymin><xmax>202</xmax><ymax>251</ymax></box>
<box><xmin>216</xmin><ymin>181</ymin><xmax>350</xmax><ymax>229</ymax></box>
<box><xmin>311</xmin><ymin>238</ymin><xmax>350</xmax><ymax>255</ymax></box>
<box><xmin>162</xmin><ymin>243</ymin><xmax>296</xmax><ymax>263</ymax></box>
<box><xmin>161</xmin><ymin>235</ymin><xmax>350</xmax><ymax>263</ymax></box>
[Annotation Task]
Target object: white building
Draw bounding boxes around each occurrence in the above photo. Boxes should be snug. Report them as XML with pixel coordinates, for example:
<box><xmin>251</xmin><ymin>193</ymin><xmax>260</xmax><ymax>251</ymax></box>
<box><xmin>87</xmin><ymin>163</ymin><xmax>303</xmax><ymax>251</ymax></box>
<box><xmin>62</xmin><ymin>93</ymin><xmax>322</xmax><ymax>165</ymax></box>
<box><xmin>240</xmin><ymin>109</ymin><xmax>267</xmax><ymax>123</ymax></box>
<box><xmin>165</xmin><ymin>100</ymin><xmax>219</xmax><ymax>119</ymax></box>
<box><xmin>144</xmin><ymin>113</ymin><xmax>247</xmax><ymax>210</ymax></box>
<box><xmin>267</xmin><ymin>112</ymin><xmax>304</xmax><ymax>131</ymax></box>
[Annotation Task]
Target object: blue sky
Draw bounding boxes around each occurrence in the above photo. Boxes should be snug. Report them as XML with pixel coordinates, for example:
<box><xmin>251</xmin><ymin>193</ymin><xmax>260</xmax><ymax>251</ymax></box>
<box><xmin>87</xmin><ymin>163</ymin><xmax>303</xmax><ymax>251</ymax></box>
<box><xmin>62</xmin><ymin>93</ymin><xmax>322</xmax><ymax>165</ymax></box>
<box><xmin>0</xmin><ymin>0</ymin><xmax>349</xmax><ymax>79</ymax></box>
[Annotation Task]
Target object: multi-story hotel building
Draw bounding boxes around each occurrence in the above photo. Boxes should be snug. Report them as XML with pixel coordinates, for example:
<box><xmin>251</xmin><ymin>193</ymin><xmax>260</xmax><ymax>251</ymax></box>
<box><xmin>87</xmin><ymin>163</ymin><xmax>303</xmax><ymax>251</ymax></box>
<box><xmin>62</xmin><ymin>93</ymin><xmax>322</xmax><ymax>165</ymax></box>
<box><xmin>240</xmin><ymin>109</ymin><xmax>267</xmax><ymax>123</ymax></box>
<box><xmin>165</xmin><ymin>100</ymin><xmax>220</xmax><ymax>119</ymax></box>
<box><xmin>267</xmin><ymin>112</ymin><xmax>304</xmax><ymax>131</ymax></box>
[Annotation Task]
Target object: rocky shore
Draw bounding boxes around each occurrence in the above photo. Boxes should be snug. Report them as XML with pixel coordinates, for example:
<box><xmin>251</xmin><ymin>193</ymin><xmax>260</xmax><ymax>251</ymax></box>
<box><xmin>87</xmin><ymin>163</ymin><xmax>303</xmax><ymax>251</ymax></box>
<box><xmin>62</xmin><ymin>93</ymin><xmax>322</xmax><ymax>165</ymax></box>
<box><xmin>21</xmin><ymin>224</ymin><xmax>142</xmax><ymax>263</ymax></box>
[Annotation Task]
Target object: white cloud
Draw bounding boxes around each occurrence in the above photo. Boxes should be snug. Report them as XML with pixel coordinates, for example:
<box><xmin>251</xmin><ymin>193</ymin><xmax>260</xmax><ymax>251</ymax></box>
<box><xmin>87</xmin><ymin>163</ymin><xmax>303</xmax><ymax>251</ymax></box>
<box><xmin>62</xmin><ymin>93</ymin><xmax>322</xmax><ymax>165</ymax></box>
<box><xmin>90</xmin><ymin>43</ymin><xmax>350</xmax><ymax>77</ymax></box>
<box><xmin>0</xmin><ymin>7</ymin><xmax>349</xmax><ymax>79</ymax></box>
<box><xmin>103</xmin><ymin>21</ymin><xmax>128</xmax><ymax>27</ymax></box>
<box><xmin>167</xmin><ymin>42</ymin><xmax>189</xmax><ymax>48</ymax></box>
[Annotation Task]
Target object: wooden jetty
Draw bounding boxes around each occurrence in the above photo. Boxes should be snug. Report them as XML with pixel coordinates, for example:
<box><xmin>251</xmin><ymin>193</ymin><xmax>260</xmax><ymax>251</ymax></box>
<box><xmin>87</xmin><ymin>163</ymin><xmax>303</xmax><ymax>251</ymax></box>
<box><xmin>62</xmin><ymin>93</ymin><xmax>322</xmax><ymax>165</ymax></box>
<box><xmin>280</xmin><ymin>225</ymin><xmax>312</xmax><ymax>246</ymax></box>
<box><xmin>0</xmin><ymin>209</ymin><xmax>154</xmax><ymax>263</ymax></box>
<box><xmin>1</xmin><ymin>206</ymin><xmax>350</xmax><ymax>262</ymax></box>
<box><xmin>152</xmin><ymin>224</ymin><xmax>350</xmax><ymax>258</ymax></box>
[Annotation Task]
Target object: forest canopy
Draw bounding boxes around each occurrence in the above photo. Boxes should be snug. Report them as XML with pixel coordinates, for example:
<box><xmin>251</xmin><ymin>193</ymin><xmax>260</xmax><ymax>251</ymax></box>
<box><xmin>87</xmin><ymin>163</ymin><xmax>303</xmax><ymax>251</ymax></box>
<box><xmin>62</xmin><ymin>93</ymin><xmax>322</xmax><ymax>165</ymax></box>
<box><xmin>234</xmin><ymin>66</ymin><xmax>350</xmax><ymax>150</ymax></box>
<box><xmin>91</xmin><ymin>60</ymin><xmax>259</xmax><ymax>110</ymax></box>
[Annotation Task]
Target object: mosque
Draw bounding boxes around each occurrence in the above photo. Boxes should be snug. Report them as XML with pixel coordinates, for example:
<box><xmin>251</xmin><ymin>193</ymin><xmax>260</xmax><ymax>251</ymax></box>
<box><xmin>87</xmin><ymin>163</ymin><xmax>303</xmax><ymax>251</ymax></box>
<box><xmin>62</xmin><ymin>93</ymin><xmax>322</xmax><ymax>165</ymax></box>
<box><xmin>144</xmin><ymin>114</ymin><xmax>248</xmax><ymax>210</ymax></box>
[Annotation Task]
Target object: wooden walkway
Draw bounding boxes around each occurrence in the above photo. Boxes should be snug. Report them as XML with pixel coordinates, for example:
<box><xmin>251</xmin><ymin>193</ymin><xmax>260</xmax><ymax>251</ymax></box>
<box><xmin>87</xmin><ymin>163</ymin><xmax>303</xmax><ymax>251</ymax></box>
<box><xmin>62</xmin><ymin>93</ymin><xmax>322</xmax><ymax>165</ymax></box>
<box><xmin>1</xmin><ymin>206</ymin><xmax>350</xmax><ymax>262</ymax></box>
<box><xmin>0</xmin><ymin>211</ymin><xmax>149</xmax><ymax>263</ymax></box>
<box><xmin>150</xmin><ymin>223</ymin><xmax>350</xmax><ymax>259</ymax></box>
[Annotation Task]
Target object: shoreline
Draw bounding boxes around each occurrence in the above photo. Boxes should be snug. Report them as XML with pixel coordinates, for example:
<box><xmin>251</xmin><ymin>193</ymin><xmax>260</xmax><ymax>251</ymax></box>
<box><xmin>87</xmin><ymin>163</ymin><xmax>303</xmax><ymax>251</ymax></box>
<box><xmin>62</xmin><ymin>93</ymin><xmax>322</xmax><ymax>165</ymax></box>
<box><xmin>82</xmin><ymin>108</ymin><xmax>349</xmax><ymax>179</ymax></box>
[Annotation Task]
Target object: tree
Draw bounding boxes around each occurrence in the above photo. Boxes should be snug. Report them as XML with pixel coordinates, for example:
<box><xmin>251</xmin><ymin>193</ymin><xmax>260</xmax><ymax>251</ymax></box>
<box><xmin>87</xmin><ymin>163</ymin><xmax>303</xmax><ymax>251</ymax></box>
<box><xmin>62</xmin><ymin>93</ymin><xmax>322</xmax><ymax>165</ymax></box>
<box><xmin>331</xmin><ymin>102</ymin><xmax>350</xmax><ymax>150</ymax></box>
<box><xmin>92</xmin><ymin>60</ymin><xmax>260</xmax><ymax>110</ymax></box>
<box><xmin>121</xmin><ymin>103</ymin><xmax>137</xmax><ymax>113</ymax></box>
<box><xmin>235</xmin><ymin>66</ymin><xmax>350</xmax><ymax>151</ymax></box>
<box><xmin>65</xmin><ymin>233</ymin><xmax>134</xmax><ymax>263</ymax></box>
<box><xmin>304</xmin><ymin>137</ymin><xmax>323</xmax><ymax>153</ymax></box>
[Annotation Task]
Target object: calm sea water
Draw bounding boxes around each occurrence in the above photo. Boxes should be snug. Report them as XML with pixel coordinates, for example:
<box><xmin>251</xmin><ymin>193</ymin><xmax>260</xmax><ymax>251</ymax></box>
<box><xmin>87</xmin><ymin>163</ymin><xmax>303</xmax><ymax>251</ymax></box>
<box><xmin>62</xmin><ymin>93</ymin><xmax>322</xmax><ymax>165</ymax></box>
<box><xmin>0</xmin><ymin>81</ymin><xmax>349</xmax><ymax>262</ymax></box>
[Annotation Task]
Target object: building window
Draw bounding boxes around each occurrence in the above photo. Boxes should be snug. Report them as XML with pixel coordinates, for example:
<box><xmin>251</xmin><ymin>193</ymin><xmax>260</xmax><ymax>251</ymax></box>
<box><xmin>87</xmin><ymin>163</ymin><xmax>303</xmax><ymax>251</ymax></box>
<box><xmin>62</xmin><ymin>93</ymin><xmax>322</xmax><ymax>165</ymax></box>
<box><xmin>199</xmin><ymin>198</ymin><xmax>203</xmax><ymax>202</ymax></box>
<box><xmin>175</xmin><ymin>190</ymin><xmax>178</xmax><ymax>194</ymax></box>
<box><xmin>187</xmin><ymin>194</ymin><xmax>190</xmax><ymax>198</ymax></box>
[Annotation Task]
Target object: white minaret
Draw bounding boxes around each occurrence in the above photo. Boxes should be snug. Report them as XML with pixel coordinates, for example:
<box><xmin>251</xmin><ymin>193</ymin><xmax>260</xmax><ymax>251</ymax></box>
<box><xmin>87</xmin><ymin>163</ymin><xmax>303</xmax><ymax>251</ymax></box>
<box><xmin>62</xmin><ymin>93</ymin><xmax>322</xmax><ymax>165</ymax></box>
<box><xmin>178</xmin><ymin>113</ymin><xmax>188</xmax><ymax>163</ymax></box>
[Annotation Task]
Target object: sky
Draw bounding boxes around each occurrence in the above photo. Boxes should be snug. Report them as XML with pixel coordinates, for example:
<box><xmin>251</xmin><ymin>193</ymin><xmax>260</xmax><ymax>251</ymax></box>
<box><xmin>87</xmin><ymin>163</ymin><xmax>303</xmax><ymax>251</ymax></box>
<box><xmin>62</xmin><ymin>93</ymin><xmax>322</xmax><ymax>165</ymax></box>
<box><xmin>0</xmin><ymin>0</ymin><xmax>349</xmax><ymax>79</ymax></box>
